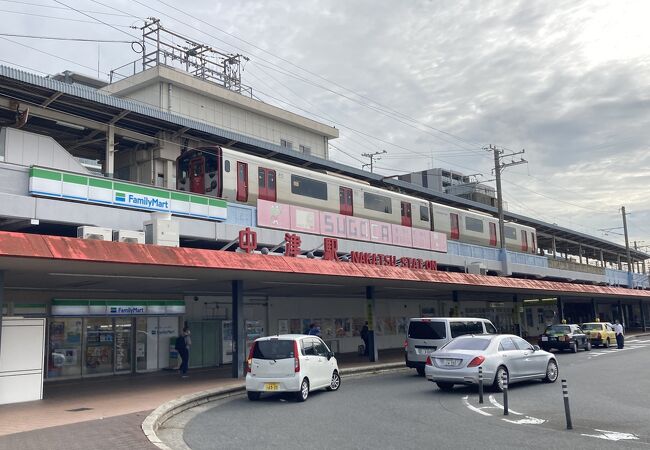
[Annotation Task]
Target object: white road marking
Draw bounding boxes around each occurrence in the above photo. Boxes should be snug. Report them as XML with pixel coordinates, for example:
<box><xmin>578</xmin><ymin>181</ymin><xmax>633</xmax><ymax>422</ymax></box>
<box><xmin>462</xmin><ymin>395</ymin><xmax>492</xmax><ymax>416</ymax></box>
<box><xmin>581</xmin><ymin>430</ymin><xmax>639</xmax><ymax>441</ymax></box>
<box><xmin>488</xmin><ymin>395</ymin><xmax>522</xmax><ymax>415</ymax></box>
<box><xmin>502</xmin><ymin>416</ymin><xmax>546</xmax><ymax>425</ymax></box>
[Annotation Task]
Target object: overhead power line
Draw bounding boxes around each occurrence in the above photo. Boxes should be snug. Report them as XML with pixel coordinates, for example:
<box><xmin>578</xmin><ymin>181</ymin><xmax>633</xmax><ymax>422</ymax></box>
<box><xmin>0</xmin><ymin>33</ymin><xmax>134</xmax><ymax>43</ymax></box>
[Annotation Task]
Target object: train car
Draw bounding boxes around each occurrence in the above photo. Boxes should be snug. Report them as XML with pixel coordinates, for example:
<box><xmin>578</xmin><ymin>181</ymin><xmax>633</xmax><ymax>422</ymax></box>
<box><xmin>177</xmin><ymin>146</ymin><xmax>537</xmax><ymax>254</ymax></box>
<box><xmin>177</xmin><ymin>147</ymin><xmax>431</xmax><ymax>230</ymax></box>
<box><xmin>430</xmin><ymin>203</ymin><xmax>536</xmax><ymax>253</ymax></box>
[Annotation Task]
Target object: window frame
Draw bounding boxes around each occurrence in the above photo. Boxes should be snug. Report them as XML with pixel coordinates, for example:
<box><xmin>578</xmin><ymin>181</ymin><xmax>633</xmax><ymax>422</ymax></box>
<box><xmin>290</xmin><ymin>174</ymin><xmax>328</xmax><ymax>201</ymax></box>
<box><xmin>363</xmin><ymin>191</ymin><xmax>393</xmax><ymax>214</ymax></box>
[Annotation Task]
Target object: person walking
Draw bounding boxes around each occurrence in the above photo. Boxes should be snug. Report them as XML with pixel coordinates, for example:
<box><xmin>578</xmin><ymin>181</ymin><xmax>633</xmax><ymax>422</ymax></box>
<box><xmin>175</xmin><ymin>327</ymin><xmax>191</xmax><ymax>378</ymax></box>
<box><xmin>308</xmin><ymin>323</ymin><xmax>321</xmax><ymax>337</ymax></box>
<box><xmin>360</xmin><ymin>322</ymin><xmax>370</xmax><ymax>356</ymax></box>
<box><xmin>614</xmin><ymin>320</ymin><xmax>625</xmax><ymax>349</ymax></box>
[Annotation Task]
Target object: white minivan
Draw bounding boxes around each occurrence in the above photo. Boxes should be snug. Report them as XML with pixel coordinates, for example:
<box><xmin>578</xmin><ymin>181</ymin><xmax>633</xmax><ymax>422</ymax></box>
<box><xmin>245</xmin><ymin>334</ymin><xmax>340</xmax><ymax>402</ymax></box>
<box><xmin>405</xmin><ymin>317</ymin><xmax>497</xmax><ymax>376</ymax></box>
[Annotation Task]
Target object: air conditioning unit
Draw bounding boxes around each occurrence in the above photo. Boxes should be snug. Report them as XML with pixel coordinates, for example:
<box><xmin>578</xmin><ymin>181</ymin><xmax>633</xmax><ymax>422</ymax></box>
<box><xmin>113</xmin><ymin>230</ymin><xmax>145</xmax><ymax>244</ymax></box>
<box><xmin>143</xmin><ymin>212</ymin><xmax>179</xmax><ymax>247</ymax></box>
<box><xmin>77</xmin><ymin>226</ymin><xmax>112</xmax><ymax>241</ymax></box>
<box><xmin>467</xmin><ymin>262</ymin><xmax>487</xmax><ymax>275</ymax></box>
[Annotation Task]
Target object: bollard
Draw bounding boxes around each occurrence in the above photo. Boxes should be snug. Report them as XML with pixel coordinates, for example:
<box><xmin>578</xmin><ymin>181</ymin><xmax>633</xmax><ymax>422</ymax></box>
<box><xmin>478</xmin><ymin>366</ymin><xmax>484</xmax><ymax>404</ymax></box>
<box><xmin>562</xmin><ymin>379</ymin><xmax>573</xmax><ymax>430</ymax></box>
<box><xmin>502</xmin><ymin>372</ymin><xmax>509</xmax><ymax>416</ymax></box>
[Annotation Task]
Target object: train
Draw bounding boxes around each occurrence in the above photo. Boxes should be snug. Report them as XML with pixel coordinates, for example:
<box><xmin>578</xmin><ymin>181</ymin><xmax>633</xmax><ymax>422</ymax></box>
<box><xmin>176</xmin><ymin>146</ymin><xmax>537</xmax><ymax>254</ymax></box>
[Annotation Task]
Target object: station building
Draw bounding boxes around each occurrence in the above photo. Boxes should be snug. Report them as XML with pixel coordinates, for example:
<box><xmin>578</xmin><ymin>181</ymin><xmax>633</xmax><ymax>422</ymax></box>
<box><xmin>0</xmin><ymin>31</ymin><xmax>649</xmax><ymax>404</ymax></box>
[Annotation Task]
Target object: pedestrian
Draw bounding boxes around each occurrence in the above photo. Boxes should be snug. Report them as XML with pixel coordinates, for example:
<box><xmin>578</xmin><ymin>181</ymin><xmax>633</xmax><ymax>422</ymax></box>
<box><xmin>308</xmin><ymin>323</ymin><xmax>321</xmax><ymax>336</ymax></box>
<box><xmin>360</xmin><ymin>321</ymin><xmax>370</xmax><ymax>356</ymax></box>
<box><xmin>175</xmin><ymin>327</ymin><xmax>191</xmax><ymax>378</ymax></box>
<box><xmin>614</xmin><ymin>320</ymin><xmax>625</xmax><ymax>349</ymax></box>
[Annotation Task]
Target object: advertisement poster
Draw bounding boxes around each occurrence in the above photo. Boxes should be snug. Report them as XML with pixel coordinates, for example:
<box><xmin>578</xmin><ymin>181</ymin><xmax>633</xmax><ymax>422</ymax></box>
<box><xmin>397</xmin><ymin>317</ymin><xmax>408</xmax><ymax>335</ymax></box>
<box><xmin>290</xmin><ymin>319</ymin><xmax>302</xmax><ymax>334</ymax></box>
<box><xmin>352</xmin><ymin>318</ymin><xmax>365</xmax><ymax>336</ymax></box>
<box><xmin>277</xmin><ymin>319</ymin><xmax>289</xmax><ymax>334</ymax></box>
<box><xmin>321</xmin><ymin>318</ymin><xmax>334</xmax><ymax>338</ymax></box>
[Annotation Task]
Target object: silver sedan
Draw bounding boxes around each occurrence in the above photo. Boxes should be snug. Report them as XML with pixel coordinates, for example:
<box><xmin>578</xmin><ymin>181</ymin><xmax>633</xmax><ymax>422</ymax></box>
<box><xmin>424</xmin><ymin>334</ymin><xmax>558</xmax><ymax>392</ymax></box>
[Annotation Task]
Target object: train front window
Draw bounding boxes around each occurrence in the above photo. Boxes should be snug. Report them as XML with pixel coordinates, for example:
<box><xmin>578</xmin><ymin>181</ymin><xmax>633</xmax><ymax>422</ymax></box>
<box><xmin>192</xmin><ymin>161</ymin><xmax>202</xmax><ymax>177</ymax></box>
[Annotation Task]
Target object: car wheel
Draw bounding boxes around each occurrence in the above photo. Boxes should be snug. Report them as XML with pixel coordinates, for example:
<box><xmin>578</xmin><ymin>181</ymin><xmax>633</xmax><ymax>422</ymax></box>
<box><xmin>327</xmin><ymin>371</ymin><xmax>341</xmax><ymax>391</ymax></box>
<box><xmin>585</xmin><ymin>341</ymin><xmax>591</xmax><ymax>351</ymax></box>
<box><xmin>296</xmin><ymin>378</ymin><xmax>309</xmax><ymax>402</ymax></box>
<box><xmin>247</xmin><ymin>391</ymin><xmax>261</xmax><ymax>401</ymax></box>
<box><xmin>604</xmin><ymin>338</ymin><xmax>610</xmax><ymax>348</ymax></box>
<box><xmin>416</xmin><ymin>367</ymin><xmax>425</xmax><ymax>377</ymax></box>
<box><xmin>571</xmin><ymin>342</ymin><xmax>578</xmax><ymax>353</ymax></box>
<box><xmin>436</xmin><ymin>382</ymin><xmax>454</xmax><ymax>391</ymax></box>
<box><xmin>493</xmin><ymin>366</ymin><xmax>509</xmax><ymax>392</ymax></box>
<box><xmin>543</xmin><ymin>359</ymin><xmax>559</xmax><ymax>383</ymax></box>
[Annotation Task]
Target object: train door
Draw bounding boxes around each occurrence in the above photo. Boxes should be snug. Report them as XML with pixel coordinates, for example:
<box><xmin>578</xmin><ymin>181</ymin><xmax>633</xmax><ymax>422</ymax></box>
<box><xmin>236</xmin><ymin>162</ymin><xmax>249</xmax><ymax>202</ymax></box>
<box><xmin>489</xmin><ymin>222</ymin><xmax>497</xmax><ymax>246</ymax></box>
<box><xmin>190</xmin><ymin>157</ymin><xmax>205</xmax><ymax>194</ymax></box>
<box><xmin>339</xmin><ymin>187</ymin><xmax>353</xmax><ymax>216</ymax></box>
<box><xmin>400</xmin><ymin>201</ymin><xmax>412</xmax><ymax>227</ymax></box>
<box><xmin>521</xmin><ymin>230</ymin><xmax>528</xmax><ymax>252</ymax></box>
<box><xmin>450</xmin><ymin>213</ymin><xmax>460</xmax><ymax>240</ymax></box>
<box><xmin>258</xmin><ymin>168</ymin><xmax>277</xmax><ymax>202</ymax></box>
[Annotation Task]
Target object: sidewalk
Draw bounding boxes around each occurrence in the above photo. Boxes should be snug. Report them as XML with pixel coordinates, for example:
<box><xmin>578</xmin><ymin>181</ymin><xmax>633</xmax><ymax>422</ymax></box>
<box><xmin>0</xmin><ymin>349</ymin><xmax>404</xmax><ymax>449</ymax></box>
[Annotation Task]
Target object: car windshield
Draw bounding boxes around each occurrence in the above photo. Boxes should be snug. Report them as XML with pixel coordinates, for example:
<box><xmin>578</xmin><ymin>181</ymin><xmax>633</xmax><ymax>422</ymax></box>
<box><xmin>408</xmin><ymin>321</ymin><xmax>446</xmax><ymax>339</ymax></box>
<box><xmin>581</xmin><ymin>323</ymin><xmax>601</xmax><ymax>330</ymax></box>
<box><xmin>252</xmin><ymin>339</ymin><xmax>295</xmax><ymax>360</ymax></box>
<box><xmin>442</xmin><ymin>337</ymin><xmax>491</xmax><ymax>351</ymax></box>
<box><xmin>545</xmin><ymin>325</ymin><xmax>570</xmax><ymax>334</ymax></box>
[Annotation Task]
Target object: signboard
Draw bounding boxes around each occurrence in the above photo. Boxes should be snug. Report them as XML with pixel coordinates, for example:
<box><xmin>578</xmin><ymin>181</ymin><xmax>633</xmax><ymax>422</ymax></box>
<box><xmin>29</xmin><ymin>167</ymin><xmax>227</xmax><ymax>221</ymax></box>
<box><xmin>52</xmin><ymin>299</ymin><xmax>186</xmax><ymax>316</ymax></box>
<box><xmin>258</xmin><ymin>199</ymin><xmax>448</xmax><ymax>253</ymax></box>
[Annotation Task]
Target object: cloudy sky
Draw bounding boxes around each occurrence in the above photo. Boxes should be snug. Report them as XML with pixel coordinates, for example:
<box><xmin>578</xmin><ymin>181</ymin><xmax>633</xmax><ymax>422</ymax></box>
<box><xmin>1</xmin><ymin>0</ymin><xmax>649</xmax><ymax>247</ymax></box>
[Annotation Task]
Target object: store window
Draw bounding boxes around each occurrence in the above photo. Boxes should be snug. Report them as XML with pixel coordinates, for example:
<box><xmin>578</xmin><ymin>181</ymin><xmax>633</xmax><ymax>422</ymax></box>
<box><xmin>48</xmin><ymin>318</ymin><xmax>83</xmax><ymax>379</ymax></box>
<box><xmin>83</xmin><ymin>318</ymin><xmax>114</xmax><ymax>376</ymax></box>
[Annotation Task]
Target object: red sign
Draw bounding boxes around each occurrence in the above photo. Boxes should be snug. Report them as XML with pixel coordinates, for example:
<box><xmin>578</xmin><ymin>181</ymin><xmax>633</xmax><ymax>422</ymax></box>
<box><xmin>284</xmin><ymin>233</ymin><xmax>302</xmax><ymax>257</ymax></box>
<box><xmin>238</xmin><ymin>227</ymin><xmax>257</xmax><ymax>254</ymax></box>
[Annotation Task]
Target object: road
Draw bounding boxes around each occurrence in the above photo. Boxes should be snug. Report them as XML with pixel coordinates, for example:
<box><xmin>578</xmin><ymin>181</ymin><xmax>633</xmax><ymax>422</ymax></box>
<box><xmin>164</xmin><ymin>337</ymin><xmax>650</xmax><ymax>450</ymax></box>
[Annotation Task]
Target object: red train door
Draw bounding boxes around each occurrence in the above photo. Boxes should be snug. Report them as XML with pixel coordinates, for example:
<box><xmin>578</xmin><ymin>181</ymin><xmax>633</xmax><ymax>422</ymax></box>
<box><xmin>401</xmin><ymin>201</ymin><xmax>412</xmax><ymax>227</ymax></box>
<box><xmin>339</xmin><ymin>187</ymin><xmax>353</xmax><ymax>216</ymax></box>
<box><xmin>489</xmin><ymin>222</ymin><xmax>497</xmax><ymax>246</ymax></box>
<box><xmin>521</xmin><ymin>230</ymin><xmax>528</xmax><ymax>252</ymax></box>
<box><xmin>237</xmin><ymin>162</ymin><xmax>248</xmax><ymax>202</ymax></box>
<box><xmin>450</xmin><ymin>213</ymin><xmax>460</xmax><ymax>240</ymax></box>
<box><xmin>258</xmin><ymin>168</ymin><xmax>277</xmax><ymax>202</ymax></box>
<box><xmin>190</xmin><ymin>157</ymin><xmax>205</xmax><ymax>194</ymax></box>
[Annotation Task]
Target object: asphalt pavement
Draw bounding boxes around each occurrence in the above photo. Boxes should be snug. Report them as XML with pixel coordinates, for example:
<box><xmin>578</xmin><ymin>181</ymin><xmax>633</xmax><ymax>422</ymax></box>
<box><xmin>171</xmin><ymin>337</ymin><xmax>650</xmax><ymax>450</ymax></box>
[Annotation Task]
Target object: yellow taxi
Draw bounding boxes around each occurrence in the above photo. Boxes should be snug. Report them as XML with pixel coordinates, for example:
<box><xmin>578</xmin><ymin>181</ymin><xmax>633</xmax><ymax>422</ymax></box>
<box><xmin>581</xmin><ymin>321</ymin><xmax>616</xmax><ymax>348</ymax></box>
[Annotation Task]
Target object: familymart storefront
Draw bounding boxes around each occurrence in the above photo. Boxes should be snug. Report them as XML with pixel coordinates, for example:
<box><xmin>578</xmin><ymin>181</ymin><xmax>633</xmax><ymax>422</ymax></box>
<box><xmin>46</xmin><ymin>299</ymin><xmax>185</xmax><ymax>380</ymax></box>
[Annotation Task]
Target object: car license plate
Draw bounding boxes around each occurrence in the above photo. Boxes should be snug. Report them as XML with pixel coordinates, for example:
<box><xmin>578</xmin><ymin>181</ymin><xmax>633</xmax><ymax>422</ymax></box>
<box><xmin>264</xmin><ymin>383</ymin><xmax>279</xmax><ymax>391</ymax></box>
<box><xmin>442</xmin><ymin>359</ymin><xmax>460</xmax><ymax>366</ymax></box>
<box><xmin>541</xmin><ymin>336</ymin><xmax>548</xmax><ymax>341</ymax></box>
<box><xmin>416</xmin><ymin>347</ymin><xmax>435</xmax><ymax>355</ymax></box>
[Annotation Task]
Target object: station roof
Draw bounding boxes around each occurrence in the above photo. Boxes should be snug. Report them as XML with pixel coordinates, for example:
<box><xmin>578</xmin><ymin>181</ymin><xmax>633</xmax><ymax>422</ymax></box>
<box><xmin>0</xmin><ymin>65</ymin><xmax>647</xmax><ymax>263</ymax></box>
<box><xmin>0</xmin><ymin>232</ymin><xmax>648</xmax><ymax>301</ymax></box>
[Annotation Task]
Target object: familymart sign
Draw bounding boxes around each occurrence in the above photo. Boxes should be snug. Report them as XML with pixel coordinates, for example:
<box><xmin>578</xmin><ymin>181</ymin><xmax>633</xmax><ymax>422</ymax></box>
<box><xmin>29</xmin><ymin>166</ymin><xmax>227</xmax><ymax>221</ymax></box>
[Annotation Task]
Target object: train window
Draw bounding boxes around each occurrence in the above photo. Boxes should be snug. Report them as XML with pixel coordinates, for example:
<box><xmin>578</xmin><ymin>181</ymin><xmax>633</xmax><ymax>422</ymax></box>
<box><xmin>504</xmin><ymin>226</ymin><xmax>517</xmax><ymax>240</ymax></box>
<box><xmin>205</xmin><ymin>155</ymin><xmax>218</xmax><ymax>175</ymax></box>
<box><xmin>420</xmin><ymin>205</ymin><xmax>429</xmax><ymax>222</ymax></box>
<box><xmin>364</xmin><ymin>192</ymin><xmax>392</xmax><ymax>214</ymax></box>
<box><xmin>465</xmin><ymin>217</ymin><xmax>484</xmax><ymax>233</ymax></box>
<box><xmin>291</xmin><ymin>175</ymin><xmax>328</xmax><ymax>200</ymax></box>
<box><xmin>258</xmin><ymin>168</ymin><xmax>266</xmax><ymax>189</ymax></box>
<box><xmin>224</xmin><ymin>160</ymin><xmax>231</xmax><ymax>172</ymax></box>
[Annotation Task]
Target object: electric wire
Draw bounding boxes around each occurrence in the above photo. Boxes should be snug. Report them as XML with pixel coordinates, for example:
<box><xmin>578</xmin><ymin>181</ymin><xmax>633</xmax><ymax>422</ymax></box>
<box><xmin>0</xmin><ymin>0</ymin><xmax>132</xmax><ymax>17</ymax></box>
<box><xmin>0</xmin><ymin>33</ymin><xmax>134</xmax><ymax>43</ymax></box>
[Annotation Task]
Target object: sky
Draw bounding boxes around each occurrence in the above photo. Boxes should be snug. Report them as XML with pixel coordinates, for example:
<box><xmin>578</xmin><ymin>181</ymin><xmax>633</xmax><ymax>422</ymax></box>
<box><xmin>1</xmin><ymin>0</ymin><xmax>649</xmax><ymax>248</ymax></box>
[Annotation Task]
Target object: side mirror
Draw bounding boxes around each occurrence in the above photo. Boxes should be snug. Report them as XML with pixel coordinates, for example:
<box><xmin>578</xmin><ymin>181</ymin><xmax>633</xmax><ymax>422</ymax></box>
<box><xmin>327</xmin><ymin>351</ymin><xmax>335</xmax><ymax>360</ymax></box>
<box><xmin>533</xmin><ymin>345</ymin><xmax>541</xmax><ymax>351</ymax></box>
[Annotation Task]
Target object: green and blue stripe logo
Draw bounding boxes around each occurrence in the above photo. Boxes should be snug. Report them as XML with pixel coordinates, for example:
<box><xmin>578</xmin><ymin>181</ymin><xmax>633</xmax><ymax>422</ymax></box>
<box><xmin>115</xmin><ymin>192</ymin><xmax>126</xmax><ymax>202</ymax></box>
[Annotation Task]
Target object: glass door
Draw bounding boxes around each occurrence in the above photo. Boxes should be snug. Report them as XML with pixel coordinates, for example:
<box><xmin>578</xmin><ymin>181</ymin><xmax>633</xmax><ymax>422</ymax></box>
<box><xmin>114</xmin><ymin>318</ymin><xmax>132</xmax><ymax>374</ymax></box>
<box><xmin>83</xmin><ymin>318</ymin><xmax>114</xmax><ymax>376</ymax></box>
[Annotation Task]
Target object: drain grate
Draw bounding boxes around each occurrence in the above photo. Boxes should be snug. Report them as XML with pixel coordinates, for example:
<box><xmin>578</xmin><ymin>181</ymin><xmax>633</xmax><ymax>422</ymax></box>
<box><xmin>66</xmin><ymin>407</ymin><xmax>93</xmax><ymax>412</ymax></box>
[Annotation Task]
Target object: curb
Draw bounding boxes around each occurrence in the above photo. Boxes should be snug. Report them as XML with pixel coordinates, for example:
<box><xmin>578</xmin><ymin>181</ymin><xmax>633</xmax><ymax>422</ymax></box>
<box><xmin>142</xmin><ymin>362</ymin><xmax>405</xmax><ymax>450</ymax></box>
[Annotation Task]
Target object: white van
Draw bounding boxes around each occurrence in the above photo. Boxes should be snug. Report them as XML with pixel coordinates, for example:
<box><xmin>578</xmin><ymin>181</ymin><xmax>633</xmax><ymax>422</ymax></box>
<box><xmin>405</xmin><ymin>317</ymin><xmax>497</xmax><ymax>375</ymax></box>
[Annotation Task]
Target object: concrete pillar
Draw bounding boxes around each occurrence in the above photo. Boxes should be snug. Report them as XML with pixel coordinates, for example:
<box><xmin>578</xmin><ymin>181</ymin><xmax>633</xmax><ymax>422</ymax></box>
<box><xmin>513</xmin><ymin>294</ymin><xmax>521</xmax><ymax>337</ymax></box>
<box><xmin>578</xmin><ymin>245</ymin><xmax>583</xmax><ymax>265</ymax></box>
<box><xmin>552</xmin><ymin>236</ymin><xmax>557</xmax><ymax>259</ymax></box>
<box><xmin>640</xmin><ymin>301</ymin><xmax>646</xmax><ymax>332</ymax></box>
<box><xmin>232</xmin><ymin>280</ymin><xmax>245</xmax><ymax>378</ymax></box>
<box><xmin>591</xmin><ymin>298</ymin><xmax>597</xmax><ymax>322</ymax></box>
<box><xmin>618</xmin><ymin>255</ymin><xmax>622</xmax><ymax>271</ymax></box>
<box><xmin>105</xmin><ymin>124</ymin><xmax>115</xmax><ymax>178</ymax></box>
<box><xmin>366</xmin><ymin>286</ymin><xmax>378</xmax><ymax>362</ymax></box>
<box><xmin>600</xmin><ymin>250</ymin><xmax>604</xmax><ymax>268</ymax></box>
<box><xmin>642</xmin><ymin>260</ymin><xmax>646</xmax><ymax>274</ymax></box>
<box><xmin>557</xmin><ymin>296</ymin><xmax>564</xmax><ymax>323</ymax></box>
<box><xmin>618</xmin><ymin>299</ymin><xmax>625</xmax><ymax>328</ymax></box>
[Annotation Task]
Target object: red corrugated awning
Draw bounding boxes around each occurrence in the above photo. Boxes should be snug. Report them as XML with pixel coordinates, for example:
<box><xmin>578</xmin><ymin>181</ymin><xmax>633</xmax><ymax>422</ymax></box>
<box><xmin>0</xmin><ymin>231</ymin><xmax>648</xmax><ymax>298</ymax></box>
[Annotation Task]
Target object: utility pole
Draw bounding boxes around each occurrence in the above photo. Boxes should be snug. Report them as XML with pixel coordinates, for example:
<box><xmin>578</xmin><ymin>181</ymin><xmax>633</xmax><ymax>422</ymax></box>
<box><xmin>622</xmin><ymin>206</ymin><xmax>632</xmax><ymax>272</ymax></box>
<box><xmin>486</xmin><ymin>145</ymin><xmax>527</xmax><ymax>249</ymax></box>
<box><xmin>361</xmin><ymin>150</ymin><xmax>387</xmax><ymax>173</ymax></box>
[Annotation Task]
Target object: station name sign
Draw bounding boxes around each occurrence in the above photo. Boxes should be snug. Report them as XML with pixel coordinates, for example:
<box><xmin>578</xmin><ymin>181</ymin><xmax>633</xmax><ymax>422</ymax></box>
<box><xmin>350</xmin><ymin>251</ymin><xmax>438</xmax><ymax>270</ymax></box>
